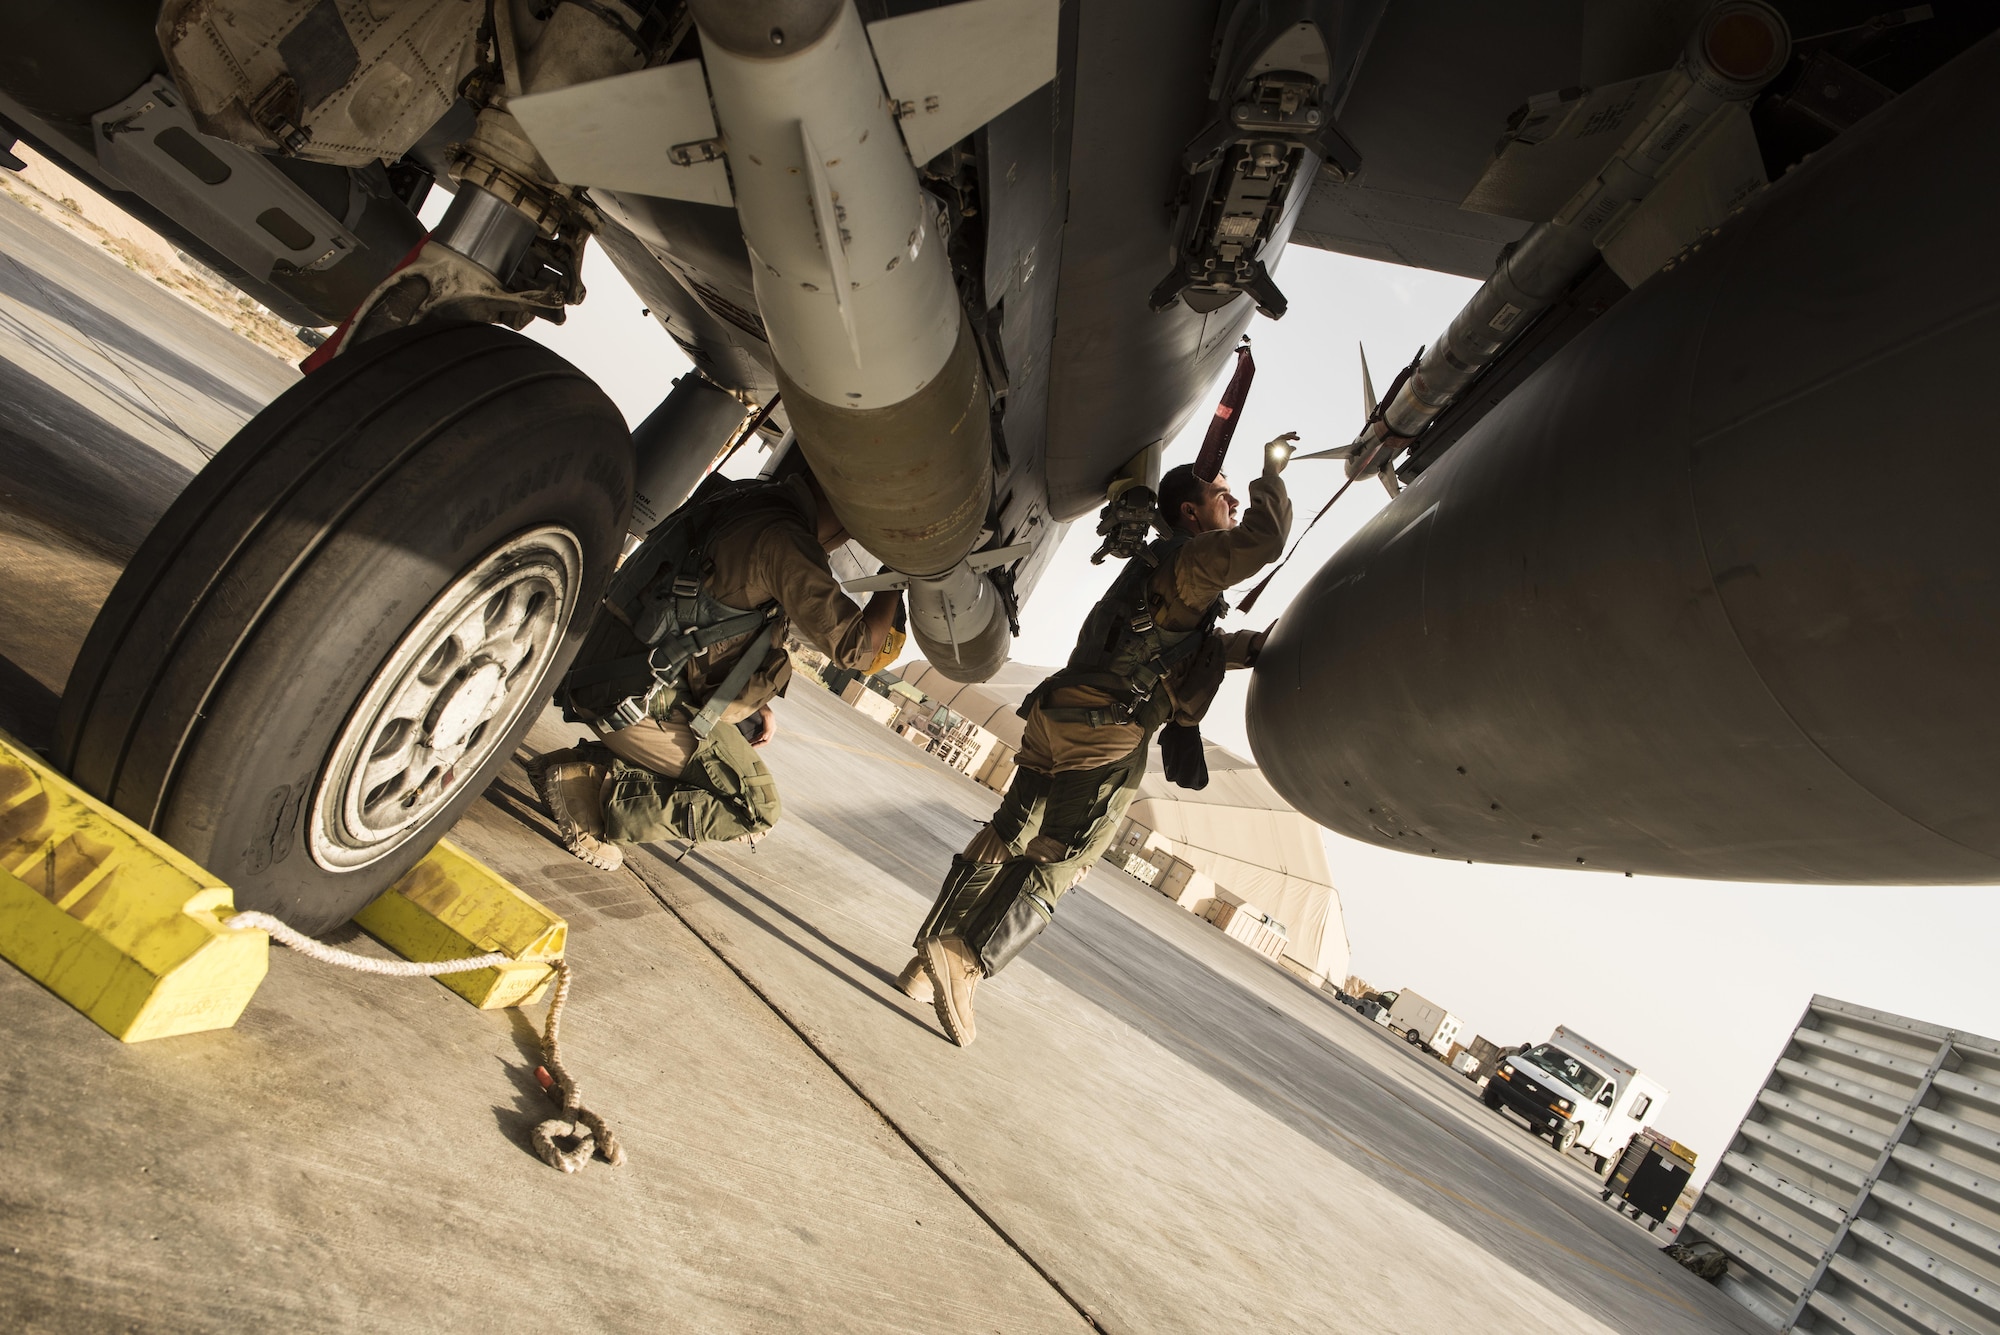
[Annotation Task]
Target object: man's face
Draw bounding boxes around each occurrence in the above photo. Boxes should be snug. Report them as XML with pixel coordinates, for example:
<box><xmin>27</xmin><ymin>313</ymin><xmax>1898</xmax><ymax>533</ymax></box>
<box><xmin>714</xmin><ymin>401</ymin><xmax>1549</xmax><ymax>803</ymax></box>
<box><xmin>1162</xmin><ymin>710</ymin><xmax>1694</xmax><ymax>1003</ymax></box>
<box><xmin>1183</xmin><ymin>474</ymin><xmax>1240</xmax><ymax>533</ymax></box>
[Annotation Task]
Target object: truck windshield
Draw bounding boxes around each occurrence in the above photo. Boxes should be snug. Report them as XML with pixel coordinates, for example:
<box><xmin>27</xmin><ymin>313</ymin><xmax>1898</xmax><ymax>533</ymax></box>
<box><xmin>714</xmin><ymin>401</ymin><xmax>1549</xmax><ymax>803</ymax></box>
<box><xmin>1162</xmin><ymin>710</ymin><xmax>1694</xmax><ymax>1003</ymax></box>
<box><xmin>1517</xmin><ymin>1045</ymin><xmax>1605</xmax><ymax>1098</ymax></box>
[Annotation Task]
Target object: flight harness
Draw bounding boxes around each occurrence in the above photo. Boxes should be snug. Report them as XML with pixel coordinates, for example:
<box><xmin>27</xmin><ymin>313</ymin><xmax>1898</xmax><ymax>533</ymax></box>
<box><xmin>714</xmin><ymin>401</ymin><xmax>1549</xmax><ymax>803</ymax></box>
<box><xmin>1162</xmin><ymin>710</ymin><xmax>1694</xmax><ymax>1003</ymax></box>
<box><xmin>559</xmin><ymin>476</ymin><xmax>792</xmax><ymax>740</ymax></box>
<box><xmin>1024</xmin><ymin>530</ymin><xmax>1224</xmax><ymax>732</ymax></box>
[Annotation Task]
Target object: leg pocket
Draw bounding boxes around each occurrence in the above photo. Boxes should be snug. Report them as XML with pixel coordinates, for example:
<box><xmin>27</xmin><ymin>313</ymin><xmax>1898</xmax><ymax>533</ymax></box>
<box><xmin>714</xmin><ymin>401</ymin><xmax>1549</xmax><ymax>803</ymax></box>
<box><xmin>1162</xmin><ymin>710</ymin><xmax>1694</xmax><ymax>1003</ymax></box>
<box><xmin>676</xmin><ymin>726</ymin><xmax>782</xmax><ymax>842</ymax></box>
<box><xmin>602</xmin><ymin>761</ymin><xmax>681</xmax><ymax>843</ymax></box>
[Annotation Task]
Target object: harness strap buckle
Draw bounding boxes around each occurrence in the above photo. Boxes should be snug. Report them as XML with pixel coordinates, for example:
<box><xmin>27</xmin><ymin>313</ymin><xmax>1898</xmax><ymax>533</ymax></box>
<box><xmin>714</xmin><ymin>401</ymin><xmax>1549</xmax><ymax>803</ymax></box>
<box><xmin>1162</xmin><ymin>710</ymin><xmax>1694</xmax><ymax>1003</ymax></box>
<box><xmin>647</xmin><ymin>640</ymin><xmax>691</xmax><ymax>676</ymax></box>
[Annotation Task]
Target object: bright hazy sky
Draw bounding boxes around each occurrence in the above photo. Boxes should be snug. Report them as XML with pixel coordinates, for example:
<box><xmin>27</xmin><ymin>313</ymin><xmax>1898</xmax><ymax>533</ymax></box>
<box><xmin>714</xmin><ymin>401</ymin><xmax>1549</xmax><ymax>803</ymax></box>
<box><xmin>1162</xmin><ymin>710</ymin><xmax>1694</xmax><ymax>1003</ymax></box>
<box><xmin>522</xmin><ymin>231</ymin><xmax>2000</xmax><ymax>1182</ymax></box>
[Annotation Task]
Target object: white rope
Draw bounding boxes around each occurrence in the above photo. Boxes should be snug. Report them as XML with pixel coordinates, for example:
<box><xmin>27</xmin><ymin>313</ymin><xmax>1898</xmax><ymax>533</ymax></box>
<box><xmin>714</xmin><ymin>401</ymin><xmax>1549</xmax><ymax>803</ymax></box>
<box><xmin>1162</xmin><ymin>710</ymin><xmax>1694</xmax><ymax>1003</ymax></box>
<box><xmin>226</xmin><ymin>910</ymin><xmax>624</xmax><ymax>1173</ymax></box>
<box><xmin>225</xmin><ymin>912</ymin><xmax>511</xmax><ymax>975</ymax></box>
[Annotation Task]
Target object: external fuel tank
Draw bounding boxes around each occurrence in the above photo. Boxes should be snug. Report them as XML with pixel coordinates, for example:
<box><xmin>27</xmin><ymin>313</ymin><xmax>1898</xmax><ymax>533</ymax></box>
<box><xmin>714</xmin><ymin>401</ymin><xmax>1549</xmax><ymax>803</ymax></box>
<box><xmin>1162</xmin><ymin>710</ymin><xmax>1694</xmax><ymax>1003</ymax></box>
<box><xmin>1247</xmin><ymin>33</ymin><xmax>2000</xmax><ymax>884</ymax></box>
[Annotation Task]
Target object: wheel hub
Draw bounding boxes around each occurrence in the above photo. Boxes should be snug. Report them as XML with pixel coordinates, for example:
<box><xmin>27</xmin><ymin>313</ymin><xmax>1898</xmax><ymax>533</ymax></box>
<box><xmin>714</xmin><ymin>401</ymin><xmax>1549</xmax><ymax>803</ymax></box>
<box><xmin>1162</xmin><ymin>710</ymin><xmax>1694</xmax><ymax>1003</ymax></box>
<box><xmin>308</xmin><ymin>526</ymin><xmax>583</xmax><ymax>873</ymax></box>
<box><xmin>429</xmin><ymin>660</ymin><xmax>509</xmax><ymax>761</ymax></box>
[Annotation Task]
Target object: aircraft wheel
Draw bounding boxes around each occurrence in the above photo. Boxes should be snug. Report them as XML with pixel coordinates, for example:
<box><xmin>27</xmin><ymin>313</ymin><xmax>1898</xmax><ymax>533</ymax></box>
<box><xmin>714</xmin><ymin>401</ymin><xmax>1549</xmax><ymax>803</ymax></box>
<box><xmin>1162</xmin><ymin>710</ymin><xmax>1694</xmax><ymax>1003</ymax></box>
<box><xmin>57</xmin><ymin>322</ymin><xmax>632</xmax><ymax>934</ymax></box>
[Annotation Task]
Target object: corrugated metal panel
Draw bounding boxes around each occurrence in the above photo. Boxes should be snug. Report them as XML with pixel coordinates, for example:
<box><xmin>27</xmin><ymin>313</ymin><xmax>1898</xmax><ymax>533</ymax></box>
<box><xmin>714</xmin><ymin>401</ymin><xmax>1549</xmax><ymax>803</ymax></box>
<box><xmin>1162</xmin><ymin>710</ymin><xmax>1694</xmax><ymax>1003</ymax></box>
<box><xmin>1682</xmin><ymin>995</ymin><xmax>2000</xmax><ymax>1333</ymax></box>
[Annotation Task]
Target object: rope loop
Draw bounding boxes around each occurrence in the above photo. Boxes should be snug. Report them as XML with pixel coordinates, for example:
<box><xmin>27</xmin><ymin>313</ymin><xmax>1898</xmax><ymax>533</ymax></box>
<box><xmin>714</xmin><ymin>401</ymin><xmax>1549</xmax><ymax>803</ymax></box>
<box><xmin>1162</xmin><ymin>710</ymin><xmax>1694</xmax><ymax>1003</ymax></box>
<box><xmin>531</xmin><ymin>959</ymin><xmax>626</xmax><ymax>1172</ymax></box>
<box><xmin>226</xmin><ymin>912</ymin><xmax>624</xmax><ymax>1174</ymax></box>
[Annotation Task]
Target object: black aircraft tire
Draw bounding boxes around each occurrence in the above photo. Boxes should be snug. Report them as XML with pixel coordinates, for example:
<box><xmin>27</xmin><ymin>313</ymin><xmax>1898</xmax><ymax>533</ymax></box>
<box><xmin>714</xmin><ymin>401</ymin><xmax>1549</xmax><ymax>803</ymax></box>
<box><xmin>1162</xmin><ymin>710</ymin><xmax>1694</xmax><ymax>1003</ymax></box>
<box><xmin>57</xmin><ymin>322</ymin><xmax>632</xmax><ymax>933</ymax></box>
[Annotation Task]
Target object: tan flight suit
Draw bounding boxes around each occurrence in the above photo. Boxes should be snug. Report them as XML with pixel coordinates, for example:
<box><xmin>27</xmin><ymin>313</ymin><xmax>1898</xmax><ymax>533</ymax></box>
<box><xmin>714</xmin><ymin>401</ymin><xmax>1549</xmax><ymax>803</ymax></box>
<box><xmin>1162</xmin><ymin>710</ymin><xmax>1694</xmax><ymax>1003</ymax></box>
<box><xmin>573</xmin><ymin>475</ymin><xmax>880</xmax><ymax>844</ymax></box>
<box><xmin>918</xmin><ymin>474</ymin><xmax>1292</xmax><ymax>973</ymax></box>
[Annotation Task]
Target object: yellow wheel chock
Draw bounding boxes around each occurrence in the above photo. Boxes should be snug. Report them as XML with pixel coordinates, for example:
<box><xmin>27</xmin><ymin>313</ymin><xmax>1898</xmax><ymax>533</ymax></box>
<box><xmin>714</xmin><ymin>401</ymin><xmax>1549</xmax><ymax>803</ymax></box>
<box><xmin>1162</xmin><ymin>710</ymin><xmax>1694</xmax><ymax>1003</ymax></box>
<box><xmin>0</xmin><ymin>730</ymin><xmax>266</xmax><ymax>1041</ymax></box>
<box><xmin>0</xmin><ymin>729</ymin><xmax>567</xmax><ymax>1038</ymax></box>
<box><xmin>352</xmin><ymin>838</ymin><xmax>566</xmax><ymax>1010</ymax></box>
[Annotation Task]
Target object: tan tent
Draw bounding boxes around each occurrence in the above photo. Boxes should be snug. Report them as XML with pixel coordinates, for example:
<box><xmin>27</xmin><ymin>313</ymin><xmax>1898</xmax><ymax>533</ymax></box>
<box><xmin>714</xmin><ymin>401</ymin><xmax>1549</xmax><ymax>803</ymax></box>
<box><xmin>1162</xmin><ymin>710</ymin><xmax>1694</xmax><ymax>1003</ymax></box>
<box><xmin>894</xmin><ymin>659</ymin><xmax>1046</xmax><ymax>750</ymax></box>
<box><xmin>897</xmin><ymin>659</ymin><xmax>1349</xmax><ymax>986</ymax></box>
<box><xmin>1123</xmin><ymin>743</ymin><xmax>1351</xmax><ymax>987</ymax></box>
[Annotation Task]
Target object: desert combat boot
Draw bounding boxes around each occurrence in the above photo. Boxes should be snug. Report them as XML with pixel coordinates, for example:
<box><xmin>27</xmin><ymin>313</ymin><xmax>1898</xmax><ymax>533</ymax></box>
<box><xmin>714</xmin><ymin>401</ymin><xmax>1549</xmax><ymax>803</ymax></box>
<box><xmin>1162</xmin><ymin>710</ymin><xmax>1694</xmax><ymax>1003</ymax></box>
<box><xmin>921</xmin><ymin>935</ymin><xmax>981</xmax><ymax>1047</ymax></box>
<box><xmin>895</xmin><ymin>954</ymin><xmax>934</xmax><ymax>1004</ymax></box>
<box><xmin>526</xmin><ymin>744</ymin><xmax>623</xmax><ymax>871</ymax></box>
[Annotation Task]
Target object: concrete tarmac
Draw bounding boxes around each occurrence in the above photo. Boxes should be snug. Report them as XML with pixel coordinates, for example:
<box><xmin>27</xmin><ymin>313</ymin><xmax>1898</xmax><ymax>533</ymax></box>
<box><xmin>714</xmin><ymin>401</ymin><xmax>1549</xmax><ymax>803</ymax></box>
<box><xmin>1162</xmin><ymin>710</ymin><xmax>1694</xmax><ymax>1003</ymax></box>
<box><xmin>0</xmin><ymin>188</ymin><xmax>1764</xmax><ymax>1334</ymax></box>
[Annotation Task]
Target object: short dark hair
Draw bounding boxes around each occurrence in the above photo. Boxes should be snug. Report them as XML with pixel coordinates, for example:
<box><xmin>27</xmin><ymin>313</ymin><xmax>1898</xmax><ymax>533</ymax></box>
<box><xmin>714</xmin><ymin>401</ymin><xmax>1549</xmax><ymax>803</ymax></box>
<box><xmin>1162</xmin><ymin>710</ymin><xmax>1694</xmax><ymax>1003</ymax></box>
<box><xmin>1160</xmin><ymin>463</ymin><xmax>1216</xmax><ymax>531</ymax></box>
<box><xmin>1157</xmin><ymin>464</ymin><xmax>1206</xmax><ymax>532</ymax></box>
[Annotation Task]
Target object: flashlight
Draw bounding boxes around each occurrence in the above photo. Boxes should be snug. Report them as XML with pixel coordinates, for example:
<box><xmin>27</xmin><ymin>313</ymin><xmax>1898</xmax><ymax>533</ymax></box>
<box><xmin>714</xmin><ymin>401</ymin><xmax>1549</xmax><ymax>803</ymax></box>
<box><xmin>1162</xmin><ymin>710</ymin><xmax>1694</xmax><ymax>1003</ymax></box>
<box><xmin>1268</xmin><ymin>440</ymin><xmax>1294</xmax><ymax>463</ymax></box>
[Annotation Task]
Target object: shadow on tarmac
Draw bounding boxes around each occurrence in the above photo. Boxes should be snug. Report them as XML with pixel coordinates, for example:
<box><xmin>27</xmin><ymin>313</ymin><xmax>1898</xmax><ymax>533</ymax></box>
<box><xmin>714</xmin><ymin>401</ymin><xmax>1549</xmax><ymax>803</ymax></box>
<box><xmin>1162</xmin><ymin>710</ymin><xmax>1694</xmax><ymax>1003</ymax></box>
<box><xmin>0</xmin><ymin>651</ymin><xmax>57</xmax><ymax>752</ymax></box>
<box><xmin>0</xmin><ymin>355</ymin><xmax>191</xmax><ymax>563</ymax></box>
<box><xmin>668</xmin><ymin>850</ymin><xmax>936</xmax><ymax>1035</ymax></box>
<box><xmin>0</xmin><ymin>247</ymin><xmax>267</xmax><ymax>419</ymax></box>
<box><xmin>804</xmin><ymin>797</ymin><xmax>979</xmax><ymax>892</ymax></box>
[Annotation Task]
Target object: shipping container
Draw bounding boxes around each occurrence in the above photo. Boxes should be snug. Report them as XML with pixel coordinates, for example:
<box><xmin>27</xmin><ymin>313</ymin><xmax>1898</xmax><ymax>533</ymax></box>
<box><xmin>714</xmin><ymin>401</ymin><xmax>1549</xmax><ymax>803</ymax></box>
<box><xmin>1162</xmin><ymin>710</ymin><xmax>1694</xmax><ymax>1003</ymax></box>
<box><xmin>1603</xmin><ymin>1128</ymin><xmax>1696</xmax><ymax>1231</ymax></box>
<box><xmin>1203</xmin><ymin>898</ymin><xmax>1287</xmax><ymax>962</ymax></box>
<box><xmin>1466</xmin><ymin>1035</ymin><xmax>1512</xmax><ymax>1082</ymax></box>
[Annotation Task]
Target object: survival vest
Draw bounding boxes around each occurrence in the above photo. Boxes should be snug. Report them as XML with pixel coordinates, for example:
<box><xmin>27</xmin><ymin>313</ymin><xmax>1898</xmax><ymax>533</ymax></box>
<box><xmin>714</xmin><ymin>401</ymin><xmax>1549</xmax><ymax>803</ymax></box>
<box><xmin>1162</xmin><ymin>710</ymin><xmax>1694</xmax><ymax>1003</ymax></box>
<box><xmin>1025</xmin><ymin>530</ymin><xmax>1227</xmax><ymax>732</ymax></box>
<box><xmin>558</xmin><ymin>475</ymin><xmax>802</xmax><ymax>738</ymax></box>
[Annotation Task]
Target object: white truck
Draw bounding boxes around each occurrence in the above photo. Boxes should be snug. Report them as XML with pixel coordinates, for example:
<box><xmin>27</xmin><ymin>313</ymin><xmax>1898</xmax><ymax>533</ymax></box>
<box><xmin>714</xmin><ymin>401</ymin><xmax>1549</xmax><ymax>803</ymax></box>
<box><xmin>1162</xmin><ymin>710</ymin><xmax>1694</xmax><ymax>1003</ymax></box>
<box><xmin>1482</xmin><ymin>1025</ymin><xmax>1668</xmax><ymax>1174</ymax></box>
<box><xmin>1384</xmin><ymin>989</ymin><xmax>1463</xmax><ymax>1056</ymax></box>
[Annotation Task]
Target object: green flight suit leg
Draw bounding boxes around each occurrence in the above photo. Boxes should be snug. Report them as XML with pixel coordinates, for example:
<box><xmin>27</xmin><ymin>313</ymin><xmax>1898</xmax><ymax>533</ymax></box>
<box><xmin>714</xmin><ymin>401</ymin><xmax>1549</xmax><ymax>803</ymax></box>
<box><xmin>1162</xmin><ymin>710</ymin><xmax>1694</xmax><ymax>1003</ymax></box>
<box><xmin>919</xmin><ymin>738</ymin><xmax>1150</xmax><ymax>976</ymax></box>
<box><xmin>602</xmin><ymin>720</ymin><xmax>782</xmax><ymax>845</ymax></box>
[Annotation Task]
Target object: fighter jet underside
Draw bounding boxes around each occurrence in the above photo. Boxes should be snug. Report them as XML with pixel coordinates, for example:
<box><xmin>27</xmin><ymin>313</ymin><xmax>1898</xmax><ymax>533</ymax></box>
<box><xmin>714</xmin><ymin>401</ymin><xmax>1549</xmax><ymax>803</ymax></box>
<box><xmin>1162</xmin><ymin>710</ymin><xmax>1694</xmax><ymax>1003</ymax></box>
<box><xmin>1</xmin><ymin>0</ymin><xmax>1995</xmax><ymax>929</ymax></box>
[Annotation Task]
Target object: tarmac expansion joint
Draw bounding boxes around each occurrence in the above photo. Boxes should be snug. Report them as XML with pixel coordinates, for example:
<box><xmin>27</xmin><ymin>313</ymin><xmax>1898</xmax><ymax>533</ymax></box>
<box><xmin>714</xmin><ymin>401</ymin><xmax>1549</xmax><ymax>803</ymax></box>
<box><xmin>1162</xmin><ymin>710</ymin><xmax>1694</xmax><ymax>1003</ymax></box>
<box><xmin>625</xmin><ymin>852</ymin><xmax>1107</xmax><ymax>1330</ymax></box>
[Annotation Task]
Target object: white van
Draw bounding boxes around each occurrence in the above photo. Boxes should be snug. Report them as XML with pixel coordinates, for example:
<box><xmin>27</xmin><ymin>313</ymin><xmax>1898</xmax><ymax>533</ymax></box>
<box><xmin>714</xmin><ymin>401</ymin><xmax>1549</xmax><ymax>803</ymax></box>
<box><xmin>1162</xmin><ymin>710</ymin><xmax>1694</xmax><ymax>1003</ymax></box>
<box><xmin>1482</xmin><ymin>1025</ymin><xmax>1668</xmax><ymax>1174</ymax></box>
<box><xmin>1384</xmin><ymin>989</ymin><xmax>1462</xmax><ymax>1054</ymax></box>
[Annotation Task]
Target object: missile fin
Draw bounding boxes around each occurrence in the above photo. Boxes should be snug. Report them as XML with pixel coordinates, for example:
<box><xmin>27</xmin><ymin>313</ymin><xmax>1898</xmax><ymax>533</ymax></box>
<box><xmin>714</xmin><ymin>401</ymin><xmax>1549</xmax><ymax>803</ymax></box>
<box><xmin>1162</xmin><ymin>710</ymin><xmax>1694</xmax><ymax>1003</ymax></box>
<box><xmin>843</xmin><ymin>543</ymin><xmax>1028</xmax><ymax>595</ymax></box>
<box><xmin>966</xmin><ymin>541</ymin><xmax>1034</xmax><ymax>572</ymax></box>
<box><xmin>867</xmin><ymin>0</ymin><xmax>1059</xmax><ymax>167</ymax></box>
<box><xmin>842</xmin><ymin>573</ymin><xmax>911</xmax><ymax>594</ymax></box>
<box><xmin>510</xmin><ymin>62</ymin><xmax>732</xmax><ymax>206</ymax></box>
<box><xmin>1359</xmin><ymin>343</ymin><xmax>1378</xmax><ymax>419</ymax></box>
